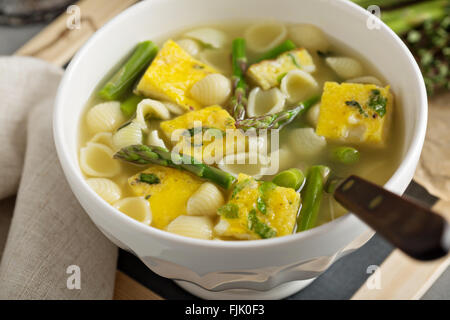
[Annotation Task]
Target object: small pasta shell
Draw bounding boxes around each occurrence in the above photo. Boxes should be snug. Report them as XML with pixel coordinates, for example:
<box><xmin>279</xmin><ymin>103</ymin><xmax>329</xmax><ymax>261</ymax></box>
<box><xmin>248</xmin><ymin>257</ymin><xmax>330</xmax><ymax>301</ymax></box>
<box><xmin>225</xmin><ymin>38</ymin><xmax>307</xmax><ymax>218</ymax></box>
<box><xmin>345</xmin><ymin>76</ymin><xmax>383</xmax><ymax>87</ymax></box>
<box><xmin>86</xmin><ymin>178</ymin><xmax>121</xmax><ymax>204</ymax></box>
<box><xmin>187</xmin><ymin>182</ymin><xmax>225</xmax><ymax>216</ymax></box>
<box><xmin>325</xmin><ymin>57</ymin><xmax>363</xmax><ymax>80</ymax></box>
<box><xmin>166</xmin><ymin>215</ymin><xmax>213</xmax><ymax>240</ymax></box>
<box><xmin>190</xmin><ymin>73</ymin><xmax>231</xmax><ymax>106</ymax></box>
<box><xmin>247</xmin><ymin>87</ymin><xmax>285</xmax><ymax>117</ymax></box>
<box><xmin>213</xmin><ymin>219</ymin><xmax>230</xmax><ymax>236</ymax></box>
<box><xmin>289</xmin><ymin>24</ymin><xmax>329</xmax><ymax>52</ymax></box>
<box><xmin>199</xmin><ymin>49</ymin><xmax>232</xmax><ymax>75</ymax></box>
<box><xmin>113</xmin><ymin>197</ymin><xmax>152</xmax><ymax>225</ymax></box>
<box><xmin>244</xmin><ymin>21</ymin><xmax>287</xmax><ymax>53</ymax></box>
<box><xmin>89</xmin><ymin>132</ymin><xmax>113</xmax><ymax>148</ymax></box>
<box><xmin>163</xmin><ymin>101</ymin><xmax>185</xmax><ymax>115</ymax></box>
<box><xmin>184</xmin><ymin>28</ymin><xmax>227</xmax><ymax>49</ymax></box>
<box><xmin>135</xmin><ymin>99</ymin><xmax>170</xmax><ymax>130</ymax></box>
<box><xmin>176</xmin><ymin>38</ymin><xmax>201</xmax><ymax>56</ymax></box>
<box><xmin>306</xmin><ymin>103</ymin><xmax>321</xmax><ymax>128</ymax></box>
<box><xmin>280</xmin><ymin>69</ymin><xmax>318</xmax><ymax>104</ymax></box>
<box><xmin>80</xmin><ymin>142</ymin><xmax>121</xmax><ymax>177</ymax></box>
<box><xmin>289</xmin><ymin>128</ymin><xmax>327</xmax><ymax>158</ymax></box>
<box><xmin>86</xmin><ymin>101</ymin><xmax>125</xmax><ymax>134</ymax></box>
<box><xmin>112</xmin><ymin>121</ymin><xmax>143</xmax><ymax>150</ymax></box>
<box><xmin>147</xmin><ymin>130</ymin><xmax>166</xmax><ymax>149</ymax></box>
<box><xmin>218</xmin><ymin>152</ymin><xmax>270</xmax><ymax>179</ymax></box>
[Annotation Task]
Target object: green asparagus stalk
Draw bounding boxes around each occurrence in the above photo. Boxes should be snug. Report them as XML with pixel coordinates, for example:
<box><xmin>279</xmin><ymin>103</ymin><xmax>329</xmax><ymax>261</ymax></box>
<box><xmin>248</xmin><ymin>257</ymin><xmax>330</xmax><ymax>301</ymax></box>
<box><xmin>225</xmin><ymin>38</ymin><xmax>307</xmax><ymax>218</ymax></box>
<box><xmin>254</xmin><ymin>40</ymin><xmax>296</xmax><ymax>62</ymax></box>
<box><xmin>235</xmin><ymin>95</ymin><xmax>320</xmax><ymax>131</ymax></box>
<box><xmin>381</xmin><ymin>0</ymin><xmax>449</xmax><ymax>34</ymax></box>
<box><xmin>120</xmin><ymin>93</ymin><xmax>144</xmax><ymax>117</ymax></box>
<box><xmin>297</xmin><ymin>165</ymin><xmax>330</xmax><ymax>232</ymax></box>
<box><xmin>229</xmin><ymin>38</ymin><xmax>248</xmax><ymax>121</ymax></box>
<box><xmin>98</xmin><ymin>41</ymin><xmax>158</xmax><ymax>101</ymax></box>
<box><xmin>330</xmin><ymin>146</ymin><xmax>360</xmax><ymax>165</ymax></box>
<box><xmin>272</xmin><ymin>168</ymin><xmax>305</xmax><ymax>191</ymax></box>
<box><xmin>114</xmin><ymin>144</ymin><xmax>236</xmax><ymax>189</ymax></box>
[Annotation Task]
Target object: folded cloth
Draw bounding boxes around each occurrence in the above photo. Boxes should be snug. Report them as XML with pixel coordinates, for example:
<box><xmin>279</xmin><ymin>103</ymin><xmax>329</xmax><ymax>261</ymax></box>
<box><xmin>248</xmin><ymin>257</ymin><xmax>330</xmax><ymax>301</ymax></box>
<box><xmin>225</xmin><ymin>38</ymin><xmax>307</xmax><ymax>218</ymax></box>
<box><xmin>0</xmin><ymin>56</ymin><xmax>118</xmax><ymax>299</ymax></box>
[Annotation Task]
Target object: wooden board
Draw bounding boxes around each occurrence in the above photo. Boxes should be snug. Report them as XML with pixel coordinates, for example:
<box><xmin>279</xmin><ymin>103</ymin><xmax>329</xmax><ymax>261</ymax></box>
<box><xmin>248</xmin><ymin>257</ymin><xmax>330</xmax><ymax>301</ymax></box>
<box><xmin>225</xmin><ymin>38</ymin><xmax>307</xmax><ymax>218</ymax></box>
<box><xmin>15</xmin><ymin>0</ymin><xmax>449</xmax><ymax>300</ymax></box>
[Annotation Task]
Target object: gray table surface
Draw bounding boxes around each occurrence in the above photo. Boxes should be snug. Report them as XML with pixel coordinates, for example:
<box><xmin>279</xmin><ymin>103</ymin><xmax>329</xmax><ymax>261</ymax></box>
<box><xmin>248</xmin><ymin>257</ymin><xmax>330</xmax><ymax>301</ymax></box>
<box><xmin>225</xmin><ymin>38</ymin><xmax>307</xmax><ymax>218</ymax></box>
<box><xmin>1</xmin><ymin>23</ymin><xmax>448</xmax><ymax>300</ymax></box>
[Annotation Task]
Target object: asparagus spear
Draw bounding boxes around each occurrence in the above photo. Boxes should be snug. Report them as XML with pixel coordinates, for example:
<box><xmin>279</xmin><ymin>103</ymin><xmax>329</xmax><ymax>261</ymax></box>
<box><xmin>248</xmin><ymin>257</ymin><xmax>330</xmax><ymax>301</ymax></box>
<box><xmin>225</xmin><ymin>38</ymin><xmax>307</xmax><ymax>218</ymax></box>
<box><xmin>229</xmin><ymin>38</ymin><xmax>248</xmax><ymax>121</ymax></box>
<box><xmin>254</xmin><ymin>40</ymin><xmax>296</xmax><ymax>62</ymax></box>
<box><xmin>381</xmin><ymin>0</ymin><xmax>449</xmax><ymax>34</ymax></box>
<box><xmin>114</xmin><ymin>144</ymin><xmax>236</xmax><ymax>189</ymax></box>
<box><xmin>235</xmin><ymin>95</ymin><xmax>320</xmax><ymax>131</ymax></box>
<box><xmin>330</xmin><ymin>146</ymin><xmax>360</xmax><ymax>165</ymax></box>
<box><xmin>98</xmin><ymin>41</ymin><xmax>158</xmax><ymax>101</ymax></box>
<box><xmin>272</xmin><ymin>168</ymin><xmax>305</xmax><ymax>190</ymax></box>
<box><xmin>297</xmin><ymin>165</ymin><xmax>330</xmax><ymax>232</ymax></box>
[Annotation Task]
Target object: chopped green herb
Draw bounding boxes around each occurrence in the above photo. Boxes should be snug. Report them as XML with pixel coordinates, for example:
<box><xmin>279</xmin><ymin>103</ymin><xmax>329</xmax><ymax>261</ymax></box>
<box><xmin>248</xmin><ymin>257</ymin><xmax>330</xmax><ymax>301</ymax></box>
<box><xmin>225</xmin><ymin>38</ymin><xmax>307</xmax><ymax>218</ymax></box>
<box><xmin>247</xmin><ymin>209</ymin><xmax>277</xmax><ymax>239</ymax></box>
<box><xmin>218</xmin><ymin>203</ymin><xmax>239</xmax><ymax>219</ymax></box>
<box><xmin>256</xmin><ymin>181</ymin><xmax>276</xmax><ymax>214</ymax></box>
<box><xmin>231</xmin><ymin>178</ymin><xmax>251</xmax><ymax>199</ymax></box>
<box><xmin>256</xmin><ymin>196</ymin><xmax>267</xmax><ymax>214</ymax></box>
<box><xmin>288</xmin><ymin>52</ymin><xmax>301</xmax><ymax>68</ymax></box>
<box><xmin>368</xmin><ymin>89</ymin><xmax>387</xmax><ymax>118</ymax></box>
<box><xmin>139</xmin><ymin>173</ymin><xmax>160</xmax><ymax>185</ymax></box>
<box><xmin>345</xmin><ymin>100</ymin><xmax>368</xmax><ymax>117</ymax></box>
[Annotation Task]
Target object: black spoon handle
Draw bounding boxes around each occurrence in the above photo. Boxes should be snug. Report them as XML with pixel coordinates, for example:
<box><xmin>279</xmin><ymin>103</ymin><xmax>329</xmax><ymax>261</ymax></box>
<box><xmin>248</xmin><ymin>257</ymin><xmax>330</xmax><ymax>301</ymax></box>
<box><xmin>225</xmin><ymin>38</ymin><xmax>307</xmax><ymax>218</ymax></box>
<box><xmin>334</xmin><ymin>175</ymin><xmax>449</xmax><ymax>261</ymax></box>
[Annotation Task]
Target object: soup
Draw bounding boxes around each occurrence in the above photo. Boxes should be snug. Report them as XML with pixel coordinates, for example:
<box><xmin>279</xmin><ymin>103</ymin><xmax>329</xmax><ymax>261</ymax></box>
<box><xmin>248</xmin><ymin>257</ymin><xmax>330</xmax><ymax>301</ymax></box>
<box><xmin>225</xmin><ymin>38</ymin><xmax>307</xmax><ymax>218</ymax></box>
<box><xmin>78</xmin><ymin>21</ymin><xmax>402</xmax><ymax>240</ymax></box>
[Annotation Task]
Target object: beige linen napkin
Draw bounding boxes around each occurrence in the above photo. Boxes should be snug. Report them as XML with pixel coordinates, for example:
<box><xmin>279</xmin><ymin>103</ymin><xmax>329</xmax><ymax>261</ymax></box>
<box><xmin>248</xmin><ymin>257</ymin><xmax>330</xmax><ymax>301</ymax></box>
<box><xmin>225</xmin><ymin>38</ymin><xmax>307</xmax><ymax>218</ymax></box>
<box><xmin>0</xmin><ymin>56</ymin><xmax>118</xmax><ymax>299</ymax></box>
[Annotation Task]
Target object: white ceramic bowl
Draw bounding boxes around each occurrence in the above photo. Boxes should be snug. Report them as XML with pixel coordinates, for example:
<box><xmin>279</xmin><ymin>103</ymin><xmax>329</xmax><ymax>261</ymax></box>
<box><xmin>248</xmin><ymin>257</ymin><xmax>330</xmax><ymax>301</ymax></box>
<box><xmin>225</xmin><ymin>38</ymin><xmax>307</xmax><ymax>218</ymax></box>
<box><xmin>54</xmin><ymin>0</ymin><xmax>427</xmax><ymax>299</ymax></box>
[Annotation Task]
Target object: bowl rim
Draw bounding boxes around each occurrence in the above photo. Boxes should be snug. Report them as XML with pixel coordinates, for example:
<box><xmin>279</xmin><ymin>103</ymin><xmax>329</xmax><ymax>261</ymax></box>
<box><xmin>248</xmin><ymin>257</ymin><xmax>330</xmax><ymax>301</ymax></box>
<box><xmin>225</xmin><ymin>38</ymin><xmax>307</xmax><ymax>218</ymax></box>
<box><xmin>54</xmin><ymin>0</ymin><xmax>428</xmax><ymax>250</ymax></box>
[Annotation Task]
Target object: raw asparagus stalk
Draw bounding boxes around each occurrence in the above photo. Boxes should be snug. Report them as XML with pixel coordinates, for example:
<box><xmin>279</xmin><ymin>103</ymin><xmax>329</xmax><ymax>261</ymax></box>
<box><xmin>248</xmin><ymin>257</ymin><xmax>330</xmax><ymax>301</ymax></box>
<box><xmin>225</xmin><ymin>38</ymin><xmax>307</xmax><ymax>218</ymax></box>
<box><xmin>98</xmin><ymin>41</ymin><xmax>158</xmax><ymax>101</ymax></box>
<box><xmin>381</xmin><ymin>0</ymin><xmax>449</xmax><ymax>34</ymax></box>
<box><xmin>114</xmin><ymin>145</ymin><xmax>236</xmax><ymax>189</ymax></box>
<box><xmin>254</xmin><ymin>39</ymin><xmax>296</xmax><ymax>62</ymax></box>
<box><xmin>235</xmin><ymin>95</ymin><xmax>320</xmax><ymax>131</ymax></box>
<box><xmin>297</xmin><ymin>165</ymin><xmax>330</xmax><ymax>232</ymax></box>
<box><xmin>229</xmin><ymin>38</ymin><xmax>248</xmax><ymax>121</ymax></box>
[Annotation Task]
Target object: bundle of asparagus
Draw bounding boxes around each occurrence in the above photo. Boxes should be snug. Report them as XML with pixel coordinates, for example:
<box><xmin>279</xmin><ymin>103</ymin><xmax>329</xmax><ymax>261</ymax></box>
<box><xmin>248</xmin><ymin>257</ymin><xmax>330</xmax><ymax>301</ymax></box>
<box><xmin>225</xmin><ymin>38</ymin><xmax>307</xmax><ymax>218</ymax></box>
<box><xmin>351</xmin><ymin>0</ymin><xmax>449</xmax><ymax>95</ymax></box>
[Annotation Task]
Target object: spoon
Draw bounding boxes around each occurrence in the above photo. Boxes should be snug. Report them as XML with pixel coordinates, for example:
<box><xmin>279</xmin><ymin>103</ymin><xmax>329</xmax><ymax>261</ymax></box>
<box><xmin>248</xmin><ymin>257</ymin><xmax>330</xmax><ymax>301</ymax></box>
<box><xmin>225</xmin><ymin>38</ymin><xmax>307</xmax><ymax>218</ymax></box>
<box><xmin>333</xmin><ymin>175</ymin><xmax>449</xmax><ymax>261</ymax></box>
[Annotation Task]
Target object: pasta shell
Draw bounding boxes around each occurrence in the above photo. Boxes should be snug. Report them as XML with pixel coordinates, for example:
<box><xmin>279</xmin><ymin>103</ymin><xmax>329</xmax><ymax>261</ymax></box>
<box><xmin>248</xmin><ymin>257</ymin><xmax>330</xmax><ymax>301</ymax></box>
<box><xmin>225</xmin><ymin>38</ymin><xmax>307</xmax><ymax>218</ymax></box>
<box><xmin>163</xmin><ymin>101</ymin><xmax>185</xmax><ymax>115</ymax></box>
<box><xmin>112</xmin><ymin>121</ymin><xmax>143</xmax><ymax>150</ymax></box>
<box><xmin>244</xmin><ymin>21</ymin><xmax>287</xmax><ymax>53</ymax></box>
<box><xmin>306</xmin><ymin>103</ymin><xmax>321</xmax><ymax>128</ymax></box>
<box><xmin>214</xmin><ymin>219</ymin><xmax>230</xmax><ymax>236</ymax></box>
<box><xmin>199</xmin><ymin>49</ymin><xmax>232</xmax><ymax>75</ymax></box>
<box><xmin>86</xmin><ymin>101</ymin><xmax>125</xmax><ymax>134</ymax></box>
<box><xmin>289</xmin><ymin>128</ymin><xmax>327</xmax><ymax>158</ymax></box>
<box><xmin>325</xmin><ymin>57</ymin><xmax>363</xmax><ymax>80</ymax></box>
<box><xmin>113</xmin><ymin>197</ymin><xmax>152</xmax><ymax>225</ymax></box>
<box><xmin>80</xmin><ymin>142</ymin><xmax>121</xmax><ymax>177</ymax></box>
<box><xmin>289</xmin><ymin>24</ymin><xmax>329</xmax><ymax>52</ymax></box>
<box><xmin>280</xmin><ymin>69</ymin><xmax>318</xmax><ymax>104</ymax></box>
<box><xmin>247</xmin><ymin>87</ymin><xmax>285</xmax><ymax>117</ymax></box>
<box><xmin>184</xmin><ymin>28</ymin><xmax>227</xmax><ymax>49</ymax></box>
<box><xmin>166</xmin><ymin>215</ymin><xmax>213</xmax><ymax>240</ymax></box>
<box><xmin>89</xmin><ymin>132</ymin><xmax>113</xmax><ymax>148</ymax></box>
<box><xmin>190</xmin><ymin>73</ymin><xmax>231</xmax><ymax>106</ymax></box>
<box><xmin>86</xmin><ymin>178</ymin><xmax>121</xmax><ymax>204</ymax></box>
<box><xmin>187</xmin><ymin>182</ymin><xmax>225</xmax><ymax>216</ymax></box>
<box><xmin>218</xmin><ymin>152</ymin><xmax>270</xmax><ymax>179</ymax></box>
<box><xmin>345</xmin><ymin>76</ymin><xmax>383</xmax><ymax>87</ymax></box>
<box><xmin>135</xmin><ymin>99</ymin><xmax>170</xmax><ymax>130</ymax></box>
<box><xmin>176</xmin><ymin>38</ymin><xmax>201</xmax><ymax>56</ymax></box>
<box><xmin>147</xmin><ymin>130</ymin><xmax>166</xmax><ymax>149</ymax></box>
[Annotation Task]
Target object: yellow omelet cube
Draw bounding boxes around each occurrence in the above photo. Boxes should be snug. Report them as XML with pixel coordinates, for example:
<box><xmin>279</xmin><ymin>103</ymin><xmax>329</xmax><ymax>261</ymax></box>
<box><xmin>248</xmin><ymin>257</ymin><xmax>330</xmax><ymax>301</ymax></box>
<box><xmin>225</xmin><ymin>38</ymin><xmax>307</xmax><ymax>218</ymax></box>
<box><xmin>135</xmin><ymin>40</ymin><xmax>218</xmax><ymax>111</ymax></box>
<box><xmin>246</xmin><ymin>48</ymin><xmax>316</xmax><ymax>90</ymax></box>
<box><xmin>316</xmin><ymin>82</ymin><xmax>393</xmax><ymax>146</ymax></box>
<box><xmin>160</xmin><ymin>106</ymin><xmax>243</xmax><ymax>163</ymax></box>
<box><xmin>214</xmin><ymin>174</ymin><xmax>300</xmax><ymax>240</ymax></box>
<box><xmin>128</xmin><ymin>165</ymin><xmax>202</xmax><ymax>229</ymax></box>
